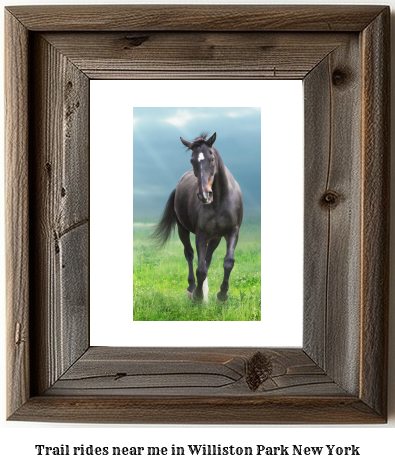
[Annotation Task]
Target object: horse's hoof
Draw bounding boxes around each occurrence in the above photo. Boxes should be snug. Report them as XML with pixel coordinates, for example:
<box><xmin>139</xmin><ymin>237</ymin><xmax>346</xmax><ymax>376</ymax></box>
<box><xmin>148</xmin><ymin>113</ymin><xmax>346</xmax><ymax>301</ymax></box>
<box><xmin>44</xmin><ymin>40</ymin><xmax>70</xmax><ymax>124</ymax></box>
<box><xmin>187</xmin><ymin>288</ymin><xmax>204</xmax><ymax>303</ymax></box>
<box><xmin>192</xmin><ymin>289</ymin><xmax>206</xmax><ymax>303</ymax></box>
<box><xmin>216</xmin><ymin>292</ymin><xmax>229</xmax><ymax>304</ymax></box>
<box><xmin>187</xmin><ymin>289</ymin><xmax>194</xmax><ymax>301</ymax></box>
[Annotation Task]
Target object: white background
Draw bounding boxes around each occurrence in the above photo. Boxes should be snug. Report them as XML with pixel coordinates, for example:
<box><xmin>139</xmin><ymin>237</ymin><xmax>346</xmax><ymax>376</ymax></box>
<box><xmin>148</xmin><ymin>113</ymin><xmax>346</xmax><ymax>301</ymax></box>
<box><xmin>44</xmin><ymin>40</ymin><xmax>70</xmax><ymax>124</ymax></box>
<box><xmin>90</xmin><ymin>80</ymin><xmax>304</xmax><ymax>347</ymax></box>
<box><xmin>1</xmin><ymin>0</ymin><xmax>394</xmax><ymax>469</ymax></box>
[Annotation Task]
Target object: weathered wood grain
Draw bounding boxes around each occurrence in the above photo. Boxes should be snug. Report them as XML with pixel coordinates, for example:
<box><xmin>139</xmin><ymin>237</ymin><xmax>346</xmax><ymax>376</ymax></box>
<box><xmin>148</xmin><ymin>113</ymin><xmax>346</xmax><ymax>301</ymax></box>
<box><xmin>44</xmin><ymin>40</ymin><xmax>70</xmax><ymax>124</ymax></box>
<box><xmin>360</xmin><ymin>9</ymin><xmax>390</xmax><ymax>418</ymax></box>
<box><xmin>42</xmin><ymin>32</ymin><xmax>351</xmax><ymax>80</ymax></box>
<box><xmin>5</xmin><ymin>10</ymin><xmax>30</xmax><ymax>418</ymax></box>
<box><xmin>304</xmin><ymin>35</ymin><xmax>362</xmax><ymax>395</ymax></box>
<box><xmin>9</xmin><ymin>395</ymin><xmax>384</xmax><ymax>425</ymax></box>
<box><xmin>324</xmin><ymin>38</ymin><xmax>363</xmax><ymax>394</ymax></box>
<box><xmin>46</xmin><ymin>347</ymin><xmax>344</xmax><ymax>397</ymax></box>
<box><xmin>59</xmin><ymin>224</ymin><xmax>89</xmax><ymax>368</ymax></box>
<box><xmin>303</xmin><ymin>56</ymin><xmax>331</xmax><ymax>371</ymax></box>
<box><xmin>30</xmin><ymin>35</ymin><xmax>90</xmax><ymax>395</ymax></box>
<box><xmin>5</xmin><ymin>5</ymin><xmax>386</xmax><ymax>32</ymax></box>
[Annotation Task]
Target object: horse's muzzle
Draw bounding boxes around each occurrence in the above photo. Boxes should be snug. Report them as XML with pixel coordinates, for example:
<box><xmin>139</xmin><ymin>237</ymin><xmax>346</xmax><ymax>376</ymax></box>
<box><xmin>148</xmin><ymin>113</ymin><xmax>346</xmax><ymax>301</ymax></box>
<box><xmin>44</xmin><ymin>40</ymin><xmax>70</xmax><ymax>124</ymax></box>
<box><xmin>198</xmin><ymin>191</ymin><xmax>213</xmax><ymax>204</ymax></box>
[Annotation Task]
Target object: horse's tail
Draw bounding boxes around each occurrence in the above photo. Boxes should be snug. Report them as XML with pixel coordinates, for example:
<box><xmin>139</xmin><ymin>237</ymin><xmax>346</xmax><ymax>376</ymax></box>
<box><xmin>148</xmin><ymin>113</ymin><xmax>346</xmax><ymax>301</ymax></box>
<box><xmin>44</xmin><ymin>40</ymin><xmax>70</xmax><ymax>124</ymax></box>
<box><xmin>151</xmin><ymin>189</ymin><xmax>177</xmax><ymax>246</ymax></box>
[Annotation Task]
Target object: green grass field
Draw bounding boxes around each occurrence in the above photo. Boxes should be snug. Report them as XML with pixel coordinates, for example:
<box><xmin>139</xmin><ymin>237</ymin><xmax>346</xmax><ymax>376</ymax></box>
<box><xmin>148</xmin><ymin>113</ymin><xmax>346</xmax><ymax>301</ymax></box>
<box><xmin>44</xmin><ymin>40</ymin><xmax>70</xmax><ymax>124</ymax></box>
<box><xmin>133</xmin><ymin>216</ymin><xmax>261</xmax><ymax>321</ymax></box>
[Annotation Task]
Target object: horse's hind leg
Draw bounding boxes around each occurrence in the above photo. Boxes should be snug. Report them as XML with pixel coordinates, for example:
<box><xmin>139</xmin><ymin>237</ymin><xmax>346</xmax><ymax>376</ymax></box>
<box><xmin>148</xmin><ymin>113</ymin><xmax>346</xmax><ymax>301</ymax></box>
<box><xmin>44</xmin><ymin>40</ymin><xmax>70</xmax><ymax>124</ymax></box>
<box><xmin>177</xmin><ymin>222</ymin><xmax>196</xmax><ymax>298</ymax></box>
<box><xmin>217</xmin><ymin>228</ymin><xmax>240</xmax><ymax>303</ymax></box>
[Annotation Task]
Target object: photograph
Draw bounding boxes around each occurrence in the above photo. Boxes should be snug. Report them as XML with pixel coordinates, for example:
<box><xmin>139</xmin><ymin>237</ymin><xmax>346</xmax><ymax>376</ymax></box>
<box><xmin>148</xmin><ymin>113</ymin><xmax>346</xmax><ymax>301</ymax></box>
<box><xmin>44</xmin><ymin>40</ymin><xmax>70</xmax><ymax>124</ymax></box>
<box><xmin>133</xmin><ymin>107</ymin><xmax>261</xmax><ymax>321</ymax></box>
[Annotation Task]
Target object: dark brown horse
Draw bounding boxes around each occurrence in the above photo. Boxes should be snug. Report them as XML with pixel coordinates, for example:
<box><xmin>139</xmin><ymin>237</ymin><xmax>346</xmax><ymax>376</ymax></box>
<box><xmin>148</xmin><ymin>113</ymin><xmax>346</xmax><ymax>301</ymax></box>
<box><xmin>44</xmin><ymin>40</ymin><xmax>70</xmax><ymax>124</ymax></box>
<box><xmin>153</xmin><ymin>132</ymin><xmax>243</xmax><ymax>302</ymax></box>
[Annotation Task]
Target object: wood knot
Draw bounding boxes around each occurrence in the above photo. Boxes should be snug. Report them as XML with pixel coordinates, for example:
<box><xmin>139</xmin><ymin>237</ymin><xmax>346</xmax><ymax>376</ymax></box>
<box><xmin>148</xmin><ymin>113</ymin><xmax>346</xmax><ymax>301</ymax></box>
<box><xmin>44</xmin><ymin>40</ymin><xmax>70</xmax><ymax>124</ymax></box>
<box><xmin>321</xmin><ymin>190</ymin><xmax>340</xmax><ymax>208</ymax></box>
<box><xmin>246</xmin><ymin>351</ymin><xmax>273</xmax><ymax>391</ymax></box>
<box><xmin>332</xmin><ymin>68</ymin><xmax>350</xmax><ymax>87</ymax></box>
<box><xmin>123</xmin><ymin>35</ymin><xmax>149</xmax><ymax>49</ymax></box>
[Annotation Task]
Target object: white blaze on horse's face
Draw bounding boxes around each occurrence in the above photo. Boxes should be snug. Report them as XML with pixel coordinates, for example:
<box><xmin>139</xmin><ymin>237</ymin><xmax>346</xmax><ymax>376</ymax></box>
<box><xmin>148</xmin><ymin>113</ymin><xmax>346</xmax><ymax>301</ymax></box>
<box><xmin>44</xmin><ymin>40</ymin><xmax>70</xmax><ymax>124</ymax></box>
<box><xmin>195</xmin><ymin>148</ymin><xmax>215</xmax><ymax>205</ymax></box>
<box><xmin>180</xmin><ymin>133</ymin><xmax>217</xmax><ymax>205</ymax></box>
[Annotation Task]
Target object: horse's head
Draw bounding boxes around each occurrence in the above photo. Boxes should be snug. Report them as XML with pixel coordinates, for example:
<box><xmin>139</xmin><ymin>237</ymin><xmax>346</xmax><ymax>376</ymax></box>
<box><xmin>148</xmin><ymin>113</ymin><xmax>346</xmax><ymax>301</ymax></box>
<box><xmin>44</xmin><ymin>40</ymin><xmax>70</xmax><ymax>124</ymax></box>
<box><xmin>180</xmin><ymin>132</ymin><xmax>217</xmax><ymax>205</ymax></box>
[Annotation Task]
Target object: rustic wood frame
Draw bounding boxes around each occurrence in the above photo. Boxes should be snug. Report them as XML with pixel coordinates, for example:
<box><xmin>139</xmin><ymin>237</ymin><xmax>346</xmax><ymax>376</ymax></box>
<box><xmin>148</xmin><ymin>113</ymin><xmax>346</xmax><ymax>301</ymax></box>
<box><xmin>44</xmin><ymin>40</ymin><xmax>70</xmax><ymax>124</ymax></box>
<box><xmin>5</xmin><ymin>5</ymin><xmax>390</xmax><ymax>424</ymax></box>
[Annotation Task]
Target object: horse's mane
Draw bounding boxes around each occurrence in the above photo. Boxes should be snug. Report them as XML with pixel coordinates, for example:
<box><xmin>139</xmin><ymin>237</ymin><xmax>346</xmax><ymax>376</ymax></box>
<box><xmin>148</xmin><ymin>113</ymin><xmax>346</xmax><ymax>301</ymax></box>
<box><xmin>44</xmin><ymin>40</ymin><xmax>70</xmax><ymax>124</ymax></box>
<box><xmin>189</xmin><ymin>133</ymin><xmax>211</xmax><ymax>149</ymax></box>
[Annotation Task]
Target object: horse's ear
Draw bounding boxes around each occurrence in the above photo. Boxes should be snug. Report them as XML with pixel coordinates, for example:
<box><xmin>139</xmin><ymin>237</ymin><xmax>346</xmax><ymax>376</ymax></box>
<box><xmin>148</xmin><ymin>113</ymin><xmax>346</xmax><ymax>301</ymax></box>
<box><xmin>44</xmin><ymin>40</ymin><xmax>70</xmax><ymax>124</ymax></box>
<box><xmin>207</xmin><ymin>132</ymin><xmax>216</xmax><ymax>147</ymax></box>
<box><xmin>180</xmin><ymin>137</ymin><xmax>192</xmax><ymax>149</ymax></box>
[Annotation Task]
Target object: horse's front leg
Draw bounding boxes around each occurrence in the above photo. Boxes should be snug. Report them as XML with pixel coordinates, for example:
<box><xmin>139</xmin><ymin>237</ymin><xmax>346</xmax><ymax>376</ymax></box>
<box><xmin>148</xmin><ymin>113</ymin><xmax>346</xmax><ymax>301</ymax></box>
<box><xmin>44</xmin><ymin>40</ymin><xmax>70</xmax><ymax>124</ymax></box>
<box><xmin>193</xmin><ymin>231</ymin><xmax>208</xmax><ymax>302</ymax></box>
<box><xmin>205</xmin><ymin>238</ymin><xmax>221</xmax><ymax>271</ymax></box>
<box><xmin>217</xmin><ymin>227</ymin><xmax>240</xmax><ymax>303</ymax></box>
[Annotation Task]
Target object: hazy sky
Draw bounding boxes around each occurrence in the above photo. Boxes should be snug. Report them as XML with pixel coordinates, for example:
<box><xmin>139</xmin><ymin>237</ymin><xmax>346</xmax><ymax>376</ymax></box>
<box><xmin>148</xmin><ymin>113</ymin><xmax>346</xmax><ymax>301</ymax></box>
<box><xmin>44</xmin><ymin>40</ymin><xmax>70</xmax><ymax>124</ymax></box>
<box><xmin>133</xmin><ymin>107</ymin><xmax>261</xmax><ymax>220</ymax></box>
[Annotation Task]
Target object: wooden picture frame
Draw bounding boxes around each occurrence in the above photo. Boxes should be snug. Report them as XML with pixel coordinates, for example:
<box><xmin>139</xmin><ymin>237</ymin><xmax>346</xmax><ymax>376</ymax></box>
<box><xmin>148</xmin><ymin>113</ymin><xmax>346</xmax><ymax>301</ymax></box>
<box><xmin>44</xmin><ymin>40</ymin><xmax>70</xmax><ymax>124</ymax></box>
<box><xmin>5</xmin><ymin>5</ymin><xmax>390</xmax><ymax>424</ymax></box>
